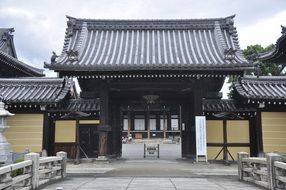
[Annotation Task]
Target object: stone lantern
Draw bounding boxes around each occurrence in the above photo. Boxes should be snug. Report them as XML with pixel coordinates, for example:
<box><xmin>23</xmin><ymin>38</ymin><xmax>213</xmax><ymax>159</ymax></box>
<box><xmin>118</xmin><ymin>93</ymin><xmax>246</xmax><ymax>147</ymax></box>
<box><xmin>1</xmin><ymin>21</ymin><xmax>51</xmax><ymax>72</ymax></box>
<box><xmin>0</xmin><ymin>95</ymin><xmax>14</xmax><ymax>162</ymax></box>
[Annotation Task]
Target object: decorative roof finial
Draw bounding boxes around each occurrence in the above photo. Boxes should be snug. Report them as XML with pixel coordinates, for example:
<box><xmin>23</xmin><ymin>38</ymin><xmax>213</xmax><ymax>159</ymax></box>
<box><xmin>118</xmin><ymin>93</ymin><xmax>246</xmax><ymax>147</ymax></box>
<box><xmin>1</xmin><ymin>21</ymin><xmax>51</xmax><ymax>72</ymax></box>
<box><xmin>66</xmin><ymin>15</ymin><xmax>76</xmax><ymax>37</ymax></box>
<box><xmin>224</xmin><ymin>48</ymin><xmax>237</xmax><ymax>60</ymax></box>
<box><xmin>281</xmin><ymin>25</ymin><xmax>286</xmax><ymax>34</ymax></box>
<box><xmin>51</xmin><ymin>51</ymin><xmax>59</xmax><ymax>64</ymax></box>
<box><xmin>66</xmin><ymin>50</ymin><xmax>78</xmax><ymax>62</ymax></box>
<box><xmin>226</xmin><ymin>15</ymin><xmax>235</xmax><ymax>34</ymax></box>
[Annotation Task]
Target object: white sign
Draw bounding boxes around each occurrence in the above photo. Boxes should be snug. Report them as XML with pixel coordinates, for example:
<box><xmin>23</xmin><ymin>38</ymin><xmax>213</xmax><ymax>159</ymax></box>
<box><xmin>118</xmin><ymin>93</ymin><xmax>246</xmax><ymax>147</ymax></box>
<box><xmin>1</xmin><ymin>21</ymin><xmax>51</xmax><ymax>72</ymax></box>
<box><xmin>195</xmin><ymin>116</ymin><xmax>207</xmax><ymax>160</ymax></box>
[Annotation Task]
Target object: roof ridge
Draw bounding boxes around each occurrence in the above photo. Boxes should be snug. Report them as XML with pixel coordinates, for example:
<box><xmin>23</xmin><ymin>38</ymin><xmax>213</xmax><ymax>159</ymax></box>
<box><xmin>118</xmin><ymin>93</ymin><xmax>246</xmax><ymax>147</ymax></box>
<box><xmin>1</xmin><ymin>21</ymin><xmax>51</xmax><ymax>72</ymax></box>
<box><xmin>0</xmin><ymin>77</ymin><xmax>64</xmax><ymax>84</ymax></box>
<box><xmin>66</xmin><ymin>15</ymin><xmax>236</xmax><ymax>22</ymax></box>
<box><xmin>242</xmin><ymin>76</ymin><xmax>286</xmax><ymax>81</ymax></box>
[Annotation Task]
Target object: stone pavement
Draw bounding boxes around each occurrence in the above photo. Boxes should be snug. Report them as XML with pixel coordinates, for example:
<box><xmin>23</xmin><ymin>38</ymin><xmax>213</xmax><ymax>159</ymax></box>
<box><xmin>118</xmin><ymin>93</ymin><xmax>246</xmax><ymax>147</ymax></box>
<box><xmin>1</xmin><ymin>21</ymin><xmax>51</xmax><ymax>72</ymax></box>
<box><xmin>40</xmin><ymin>159</ymin><xmax>263</xmax><ymax>190</ymax></box>
<box><xmin>41</xmin><ymin>176</ymin><xmax>262</xmax><ymax>190</ymax></box>
<box><xmin>40</xmin><ymin>144</ymin><xmax>263</xmax><ymax>189</ymax></box>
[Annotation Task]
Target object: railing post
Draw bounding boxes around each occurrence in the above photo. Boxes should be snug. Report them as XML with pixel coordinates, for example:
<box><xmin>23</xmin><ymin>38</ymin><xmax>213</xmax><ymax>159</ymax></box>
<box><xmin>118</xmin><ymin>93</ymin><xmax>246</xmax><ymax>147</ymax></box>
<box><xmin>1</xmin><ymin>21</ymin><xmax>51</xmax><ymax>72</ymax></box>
<box><xmin>25</xmin><ymin>152</ymin><xmax>40</xmax><ymax>190</ymax></box>
<box><xmin>238</xmin><ymin>152</ymin><xmax>249</xmax><ymax>181</ymax></box>
<box><xmin>56</xmin><ymin>151</ymin><xmax>67</xmax><ymax>178</ymax></box>
<box><xmin>266</xmin><ymin>153</ymin><xmax>281</xmax><ymax>190</ymax></box>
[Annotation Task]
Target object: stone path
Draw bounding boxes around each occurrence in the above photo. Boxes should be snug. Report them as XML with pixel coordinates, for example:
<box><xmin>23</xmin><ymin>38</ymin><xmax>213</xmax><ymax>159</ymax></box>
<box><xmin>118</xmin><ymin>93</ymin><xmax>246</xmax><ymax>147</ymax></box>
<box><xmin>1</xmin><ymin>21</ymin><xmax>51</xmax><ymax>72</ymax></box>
<box><xmin>41</xmin><ymin>177</ymin><xmax>263</xmax><ymax>190</ymax></box>
<box><xmin>40</xmin><ymin>144</ymin><xmax>263</xmax><ymax>189</ymax></box>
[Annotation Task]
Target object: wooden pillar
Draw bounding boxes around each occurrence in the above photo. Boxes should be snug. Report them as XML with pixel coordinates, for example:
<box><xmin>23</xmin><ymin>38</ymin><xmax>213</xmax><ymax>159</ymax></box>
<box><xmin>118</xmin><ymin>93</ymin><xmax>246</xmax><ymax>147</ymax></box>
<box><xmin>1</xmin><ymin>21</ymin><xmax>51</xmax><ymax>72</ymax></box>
<box><xmin>163</xmin><ymin>106</ymin><xmax>166</xmax><ymax>139</ymax></box>
<box><xmin>98</xmin><ymin>83</ymin><xmax>110</xmax><ymax>159</ymax></box>
<box><xmin>112</xmin><ymin>103</ymin><xmax>121</xmax><ymax>157</ymax></box>
<box><xmin>131</xmin><ymin>111</ymin><xmax>135</xmax><ymax>131</ymax></box>
<box><xmin>222</xmin><ymin>119</ymin><xmax>228</xmax><ymax>162</ymax></box>
<box><xmin>181</xmin><ymin>101</ymin><xmax>191</xmax><ymax>157</ymax></box>
<box><xmin>249</xmin><ymin>116</ymin><xmax>258</xmax><ymax>156</ymax></box>
<box><xmin>255</xmin><ymin>110</ymin><xmax>263</xmax><ymax>155</ymax></box>
<box><xmin>156</xmin><ymin>114</ymin><xmax>160</xmax><ymax>131</ymax></box>
<box><xmin>146</xmin><ymin>105</ymin><xmax>150</xmax><ymax>139</ymax></box>
<box><xmin>127</xmin><ymin>106</ymin><xmax>131</xmax><ymax>136</ymax></box>
<box><xmin>167</xmin><ymin>111</ymin><xmax>171</xmax><ymax>131</ymax></box>
<box><xmin>75</xmin><ymin>119</ymin><xmax>80</xmax><ymax>164</ymax></box>
<box><xmin>190</xmin><ymin>89</ymin><xmax>204</xmax><ymax>156</ymax></box>
<box><xmin>42</xmin><ymin>112</ymin><xmax>50</xmax><ymax>155</ymax></box>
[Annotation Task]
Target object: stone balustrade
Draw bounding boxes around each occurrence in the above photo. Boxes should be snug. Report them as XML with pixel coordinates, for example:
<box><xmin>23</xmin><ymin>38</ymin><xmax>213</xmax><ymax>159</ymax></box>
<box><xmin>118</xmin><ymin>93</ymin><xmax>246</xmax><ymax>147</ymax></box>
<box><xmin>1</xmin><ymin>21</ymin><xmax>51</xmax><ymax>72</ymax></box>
<box><xmin>0</xmin><ymin>151</ymin><xmax>67</xmax><ymax>190</ymax></box>
<box><xmin>238</xmin><ymin>152</ymin><xmax>286</xmax><ymax>190</ymax></box>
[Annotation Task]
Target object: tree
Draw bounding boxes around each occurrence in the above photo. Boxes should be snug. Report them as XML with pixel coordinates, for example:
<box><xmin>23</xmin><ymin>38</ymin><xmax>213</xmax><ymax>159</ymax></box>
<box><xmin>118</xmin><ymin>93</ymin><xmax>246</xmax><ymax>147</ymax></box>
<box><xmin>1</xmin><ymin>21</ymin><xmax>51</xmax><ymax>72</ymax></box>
<box><xmin>228</xmin><ymin>44</ymin><xmax>283</xmax><ymax>98</ymax></box>
<box><xmin>243</xmin><ymin>44</ymin><xmax>281</xmax><ymax>76</ymax></box>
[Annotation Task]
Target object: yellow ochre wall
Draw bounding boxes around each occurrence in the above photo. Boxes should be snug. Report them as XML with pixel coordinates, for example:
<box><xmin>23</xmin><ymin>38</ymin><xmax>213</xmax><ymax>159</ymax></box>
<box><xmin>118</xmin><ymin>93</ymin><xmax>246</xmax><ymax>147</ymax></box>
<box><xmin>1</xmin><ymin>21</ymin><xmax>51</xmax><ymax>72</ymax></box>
<box><xmin>206</xmin><ymin>120</ymin><xmax>250</xmax><ymax>160</ymax></box>
<box><xmin>55</xmin><ymin>121</ymin><xmax>76</xmax><ymax>143</ymax></box>
<box><xmin>227</xmin><ymin>120</ymin><xmax>250</xmax><ymax>160</ymax></box>
<box><xmin>262</xmin><ymin>112</ymin><xmax>286</xmax><ymax>153</ymax></box>
<box><xmin>6</xmin><ymin>114</ymin><xmax>43</xmax><ymax>152</ymax></box>
<box><xmin>206</xmin><ymin>120</ymin><xmax>223</xmax><ymax>160</ymax></box>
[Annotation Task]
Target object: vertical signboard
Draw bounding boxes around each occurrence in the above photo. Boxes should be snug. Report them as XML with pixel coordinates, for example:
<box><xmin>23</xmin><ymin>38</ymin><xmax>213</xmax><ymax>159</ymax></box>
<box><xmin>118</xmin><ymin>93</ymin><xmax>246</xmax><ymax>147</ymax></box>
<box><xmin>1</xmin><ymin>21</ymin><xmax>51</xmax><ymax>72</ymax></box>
<box><xmin>195</xmin><ymin>116</ymin><xmax>207</xmax><ymax>162</ymax></box>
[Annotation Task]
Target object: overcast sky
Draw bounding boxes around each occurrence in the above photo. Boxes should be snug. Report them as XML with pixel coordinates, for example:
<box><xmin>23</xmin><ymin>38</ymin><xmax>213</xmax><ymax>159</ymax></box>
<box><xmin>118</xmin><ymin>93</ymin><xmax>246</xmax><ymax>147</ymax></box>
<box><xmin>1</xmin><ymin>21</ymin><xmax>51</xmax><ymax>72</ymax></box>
<box><xmin>0</xmin><ymin>0</ymin><xmax>286</xmax><ymax>96</ymax></box>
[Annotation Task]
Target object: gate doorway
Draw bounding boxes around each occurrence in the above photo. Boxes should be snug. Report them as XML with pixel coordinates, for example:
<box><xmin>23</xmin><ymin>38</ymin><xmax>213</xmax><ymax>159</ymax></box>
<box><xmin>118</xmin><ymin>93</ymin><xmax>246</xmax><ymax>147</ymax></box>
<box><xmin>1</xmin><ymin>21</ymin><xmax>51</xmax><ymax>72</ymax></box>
<box><xmin>79</xmin><ymin>125</ymin><xmax>99</xmax><ymax>158</ymax></box>
<box><xmin>121</xmin><ymin>106</ymin><xmax>182</xmax><ymax>160</ymax></box>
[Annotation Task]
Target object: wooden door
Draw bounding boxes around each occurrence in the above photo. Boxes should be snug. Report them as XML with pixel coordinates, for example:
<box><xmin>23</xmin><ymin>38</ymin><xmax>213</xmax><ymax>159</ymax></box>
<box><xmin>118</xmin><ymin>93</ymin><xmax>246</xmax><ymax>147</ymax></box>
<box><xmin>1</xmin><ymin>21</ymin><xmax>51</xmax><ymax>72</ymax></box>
<box><xmin>79</xmin><ymin>125</ymin><xmax>99</xmax><ymax>158</ymax></box>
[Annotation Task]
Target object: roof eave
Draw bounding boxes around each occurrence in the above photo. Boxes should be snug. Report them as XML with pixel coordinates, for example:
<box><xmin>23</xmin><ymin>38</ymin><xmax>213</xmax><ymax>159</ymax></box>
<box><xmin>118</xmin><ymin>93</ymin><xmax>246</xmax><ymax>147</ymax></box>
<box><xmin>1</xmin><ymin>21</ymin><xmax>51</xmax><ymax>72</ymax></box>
<box><xmin>0</xmin><ymin>51</ymin><xmax>44</xmax><ymax>77</ymax></box>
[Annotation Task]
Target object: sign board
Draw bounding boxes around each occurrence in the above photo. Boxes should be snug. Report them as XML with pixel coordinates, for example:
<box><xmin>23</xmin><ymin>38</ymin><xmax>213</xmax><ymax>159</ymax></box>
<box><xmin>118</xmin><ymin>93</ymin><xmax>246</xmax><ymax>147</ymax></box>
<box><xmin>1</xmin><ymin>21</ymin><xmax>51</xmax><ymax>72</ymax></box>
<box><xmin>195</xmin><ymin>116</ymin><xmax>207</xmax><ymax>162</ymax></box>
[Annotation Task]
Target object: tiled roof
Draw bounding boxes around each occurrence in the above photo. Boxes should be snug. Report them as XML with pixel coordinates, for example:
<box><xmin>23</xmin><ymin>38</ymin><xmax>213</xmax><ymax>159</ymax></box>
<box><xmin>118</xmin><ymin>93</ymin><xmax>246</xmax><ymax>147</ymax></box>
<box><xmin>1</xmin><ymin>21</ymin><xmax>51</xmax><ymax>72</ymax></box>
<box><xmin>0</xmin><ymin>51</ymin><xmax>44</xmax><ymax>77</ymax></box>
<box><xmin>49</xmin><ymin>99</ymin><xmax>100</xmax><ymax>112</ymax></box>
<box><xmin>45</xmin><ymin>15</ymin><xmax>251</xmax><ymax>72</ymax></box>
<box><xmin>0</xmin><ymin>78</ymin><xmax>73</xmax><ymax>105</ymax></box>
<box><xmin>0</xmin><ymin>28</ymin><xmax>44</xmax><ymax>77</ymax></box>
<box><xmin>234</xmin><ymin>76</ymin><xmax>286</xmax><ymax>101</ymax></box>
<box><xmin>259</xmin><ymin>26</ymin><xmax>286</xmax><ymax>63</ymax></box>
<box><xmin>203</xmin><ymin>99</ymin><xmax>256</xmax><ymax>113</ymax></box>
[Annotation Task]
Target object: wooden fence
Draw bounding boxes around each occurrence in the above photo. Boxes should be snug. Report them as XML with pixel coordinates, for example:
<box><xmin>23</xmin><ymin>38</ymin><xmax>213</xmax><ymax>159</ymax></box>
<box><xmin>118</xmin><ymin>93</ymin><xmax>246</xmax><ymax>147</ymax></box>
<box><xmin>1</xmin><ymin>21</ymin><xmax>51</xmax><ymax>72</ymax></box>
<box><xmin>238</xmin><ymin>152</ymin><xmax>286</xmax><ymax>190</ymax></box>
<box><xmin>0</xmin><ymin>151</ymin><xmax>67</xmax><ymax>190</ymax></box>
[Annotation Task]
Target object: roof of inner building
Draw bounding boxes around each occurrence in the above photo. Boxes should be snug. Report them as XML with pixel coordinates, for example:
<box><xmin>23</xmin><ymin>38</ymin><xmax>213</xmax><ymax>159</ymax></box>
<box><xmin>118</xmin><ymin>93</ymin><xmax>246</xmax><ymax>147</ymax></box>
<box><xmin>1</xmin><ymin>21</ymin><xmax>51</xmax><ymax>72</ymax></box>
<box><xmin>234</xmin><ymin>76</ymin><xmax>286</xmax><ymax>102</ymax></box>
<box><xmin>202</xmin><ymin>99</ymin><xmax>256</xmax><ymax>113</ymax></box>
<box><xmin>48</xmin><ymin>98</ymin><xmax>100</xmax><ymax>112</ymax></box>
<box><xmin>0</xmin><ymin>77</ymin><xmax>73</xmax><ymax>105</ymax></box>
<box><xmin>45</xmin><ymin>15</ymin><xmax>252</xmax><ymax>72</ymax></box>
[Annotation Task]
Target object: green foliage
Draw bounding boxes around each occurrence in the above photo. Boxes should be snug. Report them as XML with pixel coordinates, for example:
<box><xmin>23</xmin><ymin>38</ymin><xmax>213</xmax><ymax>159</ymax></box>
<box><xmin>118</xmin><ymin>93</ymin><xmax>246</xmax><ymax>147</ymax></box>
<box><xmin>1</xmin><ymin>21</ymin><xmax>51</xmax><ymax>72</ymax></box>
<box><xmin>243</xmin><ymin>44</ymin><xmax>281</xmax><ymax>76</ymax></box>
<box><xmin>228</xmin><ymin>44</ymin><xmax>283</xmax><ymax>98</ymax></box>
<box><xmin>227</xmin><ymin>76</ymin><xmax>239</xmax><ymax>98</ymax></box>
<box><xmin>10</xmin><ymin>158</ymin><xmax>24</xmax><ymax>177</ymax></box>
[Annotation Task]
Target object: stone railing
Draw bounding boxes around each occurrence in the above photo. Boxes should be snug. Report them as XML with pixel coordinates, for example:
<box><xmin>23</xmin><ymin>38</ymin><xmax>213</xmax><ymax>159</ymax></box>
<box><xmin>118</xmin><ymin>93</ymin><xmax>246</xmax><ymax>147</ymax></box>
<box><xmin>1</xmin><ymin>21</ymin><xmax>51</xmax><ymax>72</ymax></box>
<box><xmin>0</xmin><ymin>151</ymin><xmax>67</xmax><ymax>190</ymax></box>
<box><xmin>238</xmin><ymin>152</ymin><xmax>286</xmax><ymax>190</ymax></box>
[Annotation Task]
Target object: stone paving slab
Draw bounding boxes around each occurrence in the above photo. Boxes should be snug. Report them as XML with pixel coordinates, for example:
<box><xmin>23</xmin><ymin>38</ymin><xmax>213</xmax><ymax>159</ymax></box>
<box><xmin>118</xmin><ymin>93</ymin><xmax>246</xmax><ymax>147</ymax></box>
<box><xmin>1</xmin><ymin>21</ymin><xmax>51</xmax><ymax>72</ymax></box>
<box><xmin>40</xmin><ymin>177</ymin><xmax>263</xmax><ymax>190</ymax></box>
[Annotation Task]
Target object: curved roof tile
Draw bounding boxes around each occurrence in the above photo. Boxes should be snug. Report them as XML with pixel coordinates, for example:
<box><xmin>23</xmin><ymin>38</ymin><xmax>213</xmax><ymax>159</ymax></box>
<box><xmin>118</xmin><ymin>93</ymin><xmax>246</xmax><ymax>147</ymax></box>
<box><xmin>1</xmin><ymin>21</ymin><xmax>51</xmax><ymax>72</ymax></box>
<box><xmin>45</xmin><ymin>15</ymin><xmax>251</xmax><ymax>72</ymax></box>
<box><xmin>234</xmin><ymin>76</ymin><xmax>286</xmax><ymax>101</ymax></box>
<box><xmin>0</xmin><ymin>77</ymin><xmax>73</xmax><ymax>104</ymax></box>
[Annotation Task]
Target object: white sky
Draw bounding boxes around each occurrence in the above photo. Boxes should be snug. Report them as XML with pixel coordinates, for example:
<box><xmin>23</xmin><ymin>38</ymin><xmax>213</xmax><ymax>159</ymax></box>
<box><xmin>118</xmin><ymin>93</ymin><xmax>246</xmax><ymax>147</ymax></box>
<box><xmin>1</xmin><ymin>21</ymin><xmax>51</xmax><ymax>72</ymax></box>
<box><xmin>0</xmin><ymin>0</ymin><xmax>286</xmax><ymax>98</ymax></box>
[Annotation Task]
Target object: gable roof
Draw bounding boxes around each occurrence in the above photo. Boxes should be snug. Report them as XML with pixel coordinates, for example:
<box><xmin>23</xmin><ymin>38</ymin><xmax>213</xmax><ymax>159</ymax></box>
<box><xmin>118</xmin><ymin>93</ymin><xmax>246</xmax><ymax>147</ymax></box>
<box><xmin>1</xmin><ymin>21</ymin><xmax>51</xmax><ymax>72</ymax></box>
<box><xmin>45</xmin><ymin>15</ymin><xmax>252</xmax><ymax>72</ymax></box>
<box><xmin>234</xmin><ymin>76</ymin><xmax>286</xmax><ymax>103</ymax></box>
<box><xmin>0</xmin><ymin>28</ymin><xmax>44</xmax><ymax>77</ymax></box>
<box><xmin>0</xmin><ymin>77</ymin><xmax>73</xmax><ymax>105</ymax></box>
